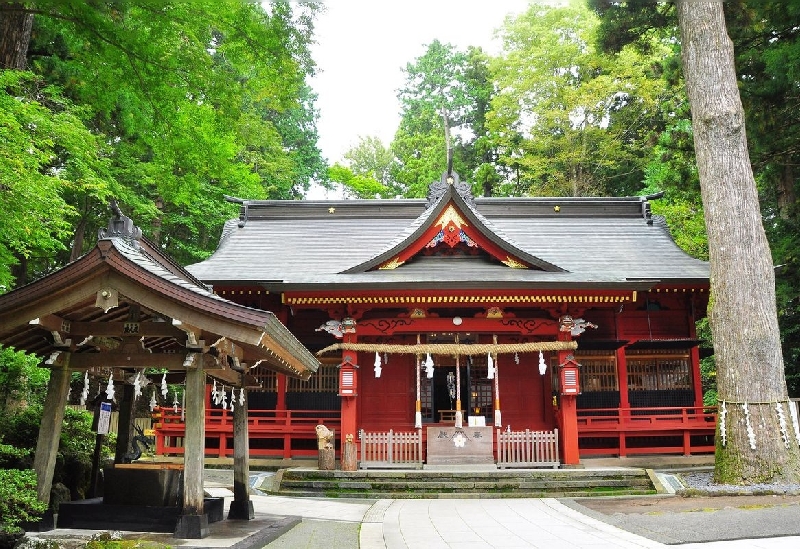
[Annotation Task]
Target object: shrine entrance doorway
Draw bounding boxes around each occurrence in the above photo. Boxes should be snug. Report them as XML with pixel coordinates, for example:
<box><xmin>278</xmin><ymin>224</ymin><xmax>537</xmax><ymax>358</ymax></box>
<box><xmin>427</xmin><ymin>357</ymin><xmax>494</xmax><ymax>425</ymax></box>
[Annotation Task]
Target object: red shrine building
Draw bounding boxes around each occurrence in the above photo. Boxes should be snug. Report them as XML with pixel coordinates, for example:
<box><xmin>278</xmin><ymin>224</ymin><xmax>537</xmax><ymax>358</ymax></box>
<box><xmin>170</xmin><ymin>172</ymin><xmax>714</xmax><ymax>466</ymax></box>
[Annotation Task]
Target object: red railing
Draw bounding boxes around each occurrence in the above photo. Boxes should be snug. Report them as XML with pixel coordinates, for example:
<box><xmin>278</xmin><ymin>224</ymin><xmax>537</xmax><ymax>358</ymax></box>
<box><xmin>577</xmin><ymin>406</ymin><xmax>717</xmax><ymax>457</ymax></box>
<box><xmin>152</xmin><ymin>407</ymin><xmax>341</xmax><ymax>459</ymax></box>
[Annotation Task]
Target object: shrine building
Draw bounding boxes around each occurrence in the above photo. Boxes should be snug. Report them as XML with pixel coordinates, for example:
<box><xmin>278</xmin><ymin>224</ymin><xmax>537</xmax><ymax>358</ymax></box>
<box><xmin>179</xmin><ymin>171</ymin><xmax>715</xmax><ymax>467</ymax></box>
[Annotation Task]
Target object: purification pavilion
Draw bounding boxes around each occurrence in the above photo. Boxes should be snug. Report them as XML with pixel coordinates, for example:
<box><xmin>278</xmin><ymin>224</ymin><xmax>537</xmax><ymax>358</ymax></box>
<box><xmin>0</xmin><ymin>206</ymin><xmax>320</xmax><ymax>537</ymax></box>
<box><xmin>178</xmin><ymin>172</ymin><xmax>715</xmax><ymax>466</ymax></box>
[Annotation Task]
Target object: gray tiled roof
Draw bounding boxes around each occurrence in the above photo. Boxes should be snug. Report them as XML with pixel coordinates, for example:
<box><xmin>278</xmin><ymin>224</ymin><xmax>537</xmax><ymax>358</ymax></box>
<box><xmin>186</xmin><ymin>194</ymin><xmax>709</xmax><ymax>290</ymax></box>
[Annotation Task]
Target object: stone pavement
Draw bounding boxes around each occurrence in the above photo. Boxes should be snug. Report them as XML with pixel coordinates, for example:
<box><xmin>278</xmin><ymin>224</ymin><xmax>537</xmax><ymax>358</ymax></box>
<box><xmin>27</xmin><ymin>469</ymin><xmax>800</xmax><ymax>549</ymax></box>
<box><xmin>250</xmin><ymin>495</ymin><xmax>800</xmax><ymax>549</ymax></box>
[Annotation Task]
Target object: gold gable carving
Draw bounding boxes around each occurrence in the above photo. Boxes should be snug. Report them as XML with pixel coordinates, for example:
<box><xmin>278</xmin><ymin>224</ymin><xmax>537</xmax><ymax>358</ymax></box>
<box><xmin>502</xmin><ymin>256</ymin><xmax>528</xmax><ymax>269</ymax></box>
<box><xmin>378</xmin><ymin>257</ymin><xmax>405</xmax><ymax>270</ymax></box>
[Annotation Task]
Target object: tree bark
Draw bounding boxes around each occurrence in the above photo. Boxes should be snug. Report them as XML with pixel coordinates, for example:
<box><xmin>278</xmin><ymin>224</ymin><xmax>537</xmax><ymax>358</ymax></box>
<box><xmin>0</xmin><ymin>3</ymin><xmax>33</xmax><ymax>70</ymax></box>
<box><xmin>677</xmin><ymin>0</ymin><xmax>800</xmax><ymax>483</ymax></box>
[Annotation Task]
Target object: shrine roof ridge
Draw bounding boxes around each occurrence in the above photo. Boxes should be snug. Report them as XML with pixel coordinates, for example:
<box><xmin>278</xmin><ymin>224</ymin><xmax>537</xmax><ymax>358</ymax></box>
<box><xmin>224</xmin><ymin>194</ymin><xmax>654</xmax><ymax>222</ymax></box>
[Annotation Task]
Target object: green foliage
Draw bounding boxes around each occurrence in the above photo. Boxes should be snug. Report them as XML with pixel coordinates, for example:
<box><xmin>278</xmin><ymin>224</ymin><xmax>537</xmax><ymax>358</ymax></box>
<box><xmin>488</xmin><ymin>1</ymin><xmax>673</xmax><ymax>197</ymax></box>
<box><xmin>0</xmin><ymin>405</ymin><xmax>111</xmax><ymax>500</ymax></box>
<box><xmin>0</xmin><ymin>469</ymin><xmax>47</xmax><ymax>531</ymax></box>
<box><xmin>641</xmin><ymin>119</ymin><xmax>708</xmax><ymax>260</ymax></box>
<box><xmin>0</xmin><ymin>443</ymin><xmax>32</xmax><ymax>470</ymax></box>
<box><xmin>1</xmin><ymin>1</ymin><xmax>323</xmax><ymax>285</ymax></box>
<box><xmin>342</xmin><ymin>136</ymin><xmax>397</xmax><ymax>189</ymax></box>
<box><xmin>0</xmin><ymin>70</ymin><xmax>112</xmax><ymax>289</ymax></box>
<box><xmin>392</xmin><ymin>41</ymin><xmax>494</xmax><ymax>196</ymax></box>
<box><xmin>0</xmin><ymin>345</ymin><xmax>49</xmax><ymax>413</ymax></box>
<box><xmin>0</xmin><ymin>406</ymin><xmax>42</xmax><ymax>451</ymax></box>
<box><xmin>328</xmin><ymin>163</ymin><xmax>392</xmax><ymax>199</ymax></box>
<box><xmin>86</xmin><ymin>531</ymin><xmax>171</xmax><ymax>549</ymax></box>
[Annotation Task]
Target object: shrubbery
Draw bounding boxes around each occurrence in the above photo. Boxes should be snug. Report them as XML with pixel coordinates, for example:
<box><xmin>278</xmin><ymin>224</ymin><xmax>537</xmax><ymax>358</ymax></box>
<box><xmin>0</xmin><ymin>469</ymin><xmax>46</xmax><ymax>532</ymax></box>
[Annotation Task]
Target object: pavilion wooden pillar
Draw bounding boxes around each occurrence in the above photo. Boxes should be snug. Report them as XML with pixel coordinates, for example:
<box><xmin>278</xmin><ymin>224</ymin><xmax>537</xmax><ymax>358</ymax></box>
<box><xmin>557</xmin><ymin>331</ymin><xmax>581</xmax><ymax>466</ymax></box>
<box><xmin>175</xmin><ymin>354</ymin><xmax>209</xmax><ymax>539</ymax></box>
<box><xmin>33</xmin><ymin>360</ymin><xmax>71</xmax><ymax>505</ymax></box>
<box><xmin>114</xmin><ymin>382</ymin><xmax>136</xmax><ymax>463</ymax></box>
<box><xmin>229</xmin><ymin>374</ymin><xmax>254</xmax><ymax>520</ymax></box>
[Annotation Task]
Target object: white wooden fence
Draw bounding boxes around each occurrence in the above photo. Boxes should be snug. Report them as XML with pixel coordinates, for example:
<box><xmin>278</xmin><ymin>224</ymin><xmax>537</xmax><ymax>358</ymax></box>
<box><xmin>359</xmin><ymin>429</ymin><xmax>424</xmax><ymax>469</ymax></box>
<box><xmin>497</xmin><ymin>428</ymin><xmax>560</xmax><ymax>469</ymax></box>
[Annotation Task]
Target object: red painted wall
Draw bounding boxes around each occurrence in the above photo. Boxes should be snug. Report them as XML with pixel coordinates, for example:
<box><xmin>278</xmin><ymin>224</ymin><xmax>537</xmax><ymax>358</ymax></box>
<box><xmin>499</xmin><ymin>352</ymin><xmax>556</xmax><ymax>431</ymax></box>
<box><xmin>359</xmin><ymin>352</ymin><xmax>416</xmax><ymax>431</ymax></box>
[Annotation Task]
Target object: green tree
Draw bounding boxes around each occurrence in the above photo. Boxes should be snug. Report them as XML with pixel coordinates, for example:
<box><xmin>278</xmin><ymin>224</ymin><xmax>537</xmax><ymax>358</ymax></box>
<box><xmin>343</xmin><ymin>135</ymin><xmax>396</xmax><ymax>188</ymax></box>
<box><xmin>488</xmin><ymin>0</ymin><xmax>670</xmax><ymax>197</ymax></box>
<box><xmin>0</xmin><ymin>344</ymin><xmax>47</xmax><ymax>414</ymax></box>
<box><xmin>0</xmin><ymin>1</ymin><xmax>324</xmax><ymax>284</ymax></box>
<box><xmin>327</xmin><ymin>163</ymin><xmax>391</xmax><ymax>200</ymax></box>
<box><xmin>0</xmin><ymin>70</ymin><xmax>113</xmax><ymax>290</ymax></box>
<box><xmin>592</xmin><ymin>0</ymin><xmax>800</xmax><ymax>484</ymax></box>
<box><xmin>392</xmin><ymin>41</ymin><xmax>495</xmax><ymax>197</ymax></box>
<box><xmin>676</xmin><ymin>0</ymin><xmax>800</xmax><ymax>484</ymax></box>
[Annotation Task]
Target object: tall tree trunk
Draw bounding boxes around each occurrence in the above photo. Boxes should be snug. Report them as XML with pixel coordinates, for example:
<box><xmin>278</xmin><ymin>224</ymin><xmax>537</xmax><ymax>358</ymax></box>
<box><xmin>70</xmin><ymin>217</ymin><xmax>87</xmax><ymax>262</ymax></box>
<box><xmin>677</xmin><ymin>1</ymin><xmax>800</xmax><ymax>483</ymax></box>
<box><xmin>0</xmin><ymin>4</ymin><xmax>33</xmax><ymax>70</ymax></box>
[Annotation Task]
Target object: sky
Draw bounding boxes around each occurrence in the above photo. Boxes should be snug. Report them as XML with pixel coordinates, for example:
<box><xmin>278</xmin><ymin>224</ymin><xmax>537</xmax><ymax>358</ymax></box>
<box><xmin>308</xmin><ymin>1</ymin><xmax>533</xmax><ymax>166</ymax></box>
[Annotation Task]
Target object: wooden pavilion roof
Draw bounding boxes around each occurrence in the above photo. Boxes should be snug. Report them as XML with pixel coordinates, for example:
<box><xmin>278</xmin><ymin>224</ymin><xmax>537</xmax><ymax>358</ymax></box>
<box><xmin>0</xmin><ymin>207</ymin><xmax>320</xmax><ymax>382</ymax></box>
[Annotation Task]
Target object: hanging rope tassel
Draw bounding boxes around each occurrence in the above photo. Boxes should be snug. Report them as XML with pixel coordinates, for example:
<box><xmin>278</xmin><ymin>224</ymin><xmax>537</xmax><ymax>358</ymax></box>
<box><xmin>80</xmin><ymin>371</ymin><xmax>90</xmax><ymax>406</ymax></box>
<box><xmin>105</xmin><ymin>372</ymin><xmax>115</xmax><ymax>402</ymax></box>
<box><xmin>487</xmin><ymin>353</ymin><xmax>495</xmax><ymax>379</ymax></box>
<box><xmin>425</xmin><ymin>353</ymin><xmax>434</xmax><ymax>379</ymax></box>
<box><xmin>538</xmin><ymin>351</ymin><xmax>547</xmax><ymax>376</ymax></box>
<box><xmin>374</xmin><ymin>351</ymin><xmax>382</xmax><ymax>378</ymax></box>
<box><xmin>133</xmin><ymin>370</ymin><xmax>142</xmax><ymax>400</ymax></box>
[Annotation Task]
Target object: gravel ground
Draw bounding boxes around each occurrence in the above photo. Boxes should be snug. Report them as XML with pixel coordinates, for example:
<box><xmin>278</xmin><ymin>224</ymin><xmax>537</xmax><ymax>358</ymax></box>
<box><xmin>680</xmin><ymin>470</ymin><xmax>800</xmax><ymax>495</ymax></box>
<box><xmin>566</xmin><ymin>470</ymin><xmax>800</xmax><ymax>544</ymax></box>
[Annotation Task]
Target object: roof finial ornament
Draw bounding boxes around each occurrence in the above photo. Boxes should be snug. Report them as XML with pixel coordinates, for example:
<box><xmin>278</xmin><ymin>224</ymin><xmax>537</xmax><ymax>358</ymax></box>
<box><xmin>98</xmin><ymin>198</ymin><xmax>142</xmax><ymax>246</ymax></box>
<box><xmin>425</xmin><ymin>117</ymin><xmax>475</xmax><ymax>208</ymax></box>
<box><xmin>444</xmin><ymin>113</ymin><xmax>454</xmax><ymax>185</ymax></box>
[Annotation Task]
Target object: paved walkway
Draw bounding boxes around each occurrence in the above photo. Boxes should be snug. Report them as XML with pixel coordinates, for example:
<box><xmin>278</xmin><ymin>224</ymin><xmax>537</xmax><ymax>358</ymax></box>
<box><xmin>246</xmin><ymin>494</ymin><xmax>800</xmax><ymax>549</ymax></box>
<box><xmin>28</xmin><ymin>469</ymin><xmax>800</xmax><ymax>549</ymax></box>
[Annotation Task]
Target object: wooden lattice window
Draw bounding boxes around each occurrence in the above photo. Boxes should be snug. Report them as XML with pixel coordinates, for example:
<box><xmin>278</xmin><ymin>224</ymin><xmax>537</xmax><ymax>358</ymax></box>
<box><xmin>574</xmin><ymin>351</ymin><xmax>618</xmax><ymax>392</ymax></box>
<box><xmin>468</xmin><ymin>357</ymin><xmax>494</xmax><ymax>419</ymax></box>
<box><xmin>626</xmin><ymin>350</ymin><xmax>692</xmax><ymax>391</ymax></box>
<box><xmin>288</xmin><ymin>362</ymin><xmax>339</xmax><ymax>393</ymax></box>
<box><xmin>250</xmin><ymin>369</ymin><xmax>277</xmax><ymax>392</ymax></box>
<box><xmin>420</xmin><ymin>371</ymin><xmax>433</xmax><ymax>421</ymax></box>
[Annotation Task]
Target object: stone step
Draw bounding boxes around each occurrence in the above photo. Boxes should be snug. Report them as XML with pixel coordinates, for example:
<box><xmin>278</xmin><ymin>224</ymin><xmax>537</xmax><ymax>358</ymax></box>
<box><xmin>271</xmin><ymin>468</ymin><xmax>656</xmax><ymax>498</ymax></box>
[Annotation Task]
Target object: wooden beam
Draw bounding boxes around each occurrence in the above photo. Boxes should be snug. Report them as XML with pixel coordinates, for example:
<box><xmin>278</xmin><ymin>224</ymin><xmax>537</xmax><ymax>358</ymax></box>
<box><xmin>209</xmin><ymin>337</ymin><xmax>244</xmax><ymax>360</ymax></box>
<box><xmin>30</xmin><ymin>315</ymin><xmax>187</xmax><ymax>338</ymax></box>
<box><xmin>207</xmin><ymin>368</ymin><xmax>258</xmax><ymax>387</ymax></box>
<box><xmin>172</xmin><ymin>318</ymin><xmax>203</xmax><ymax>350</ymax></box>
<box><xmin>46</xmin><ymin>352</ymin><xmax>218</xmax><ymax>371</ymax></box>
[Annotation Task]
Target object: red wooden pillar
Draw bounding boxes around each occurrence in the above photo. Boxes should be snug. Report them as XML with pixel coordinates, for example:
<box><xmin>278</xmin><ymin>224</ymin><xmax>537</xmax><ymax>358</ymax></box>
<box><xmin>557</xmin><ymin>330</ymin><xmax>580</xmax><ymax>466</ymax></box>
<box><xmin>276</xmin><ymin>373</ymin><xmax>290</xmax><ymax>458</ymax></box>
<box><xmin>688</xmin><ymin>305</ymin><xmax>704</xmax><ymax>408</ymax></box>
<box><xmin>339</xmin><ymin>319</ymin><xmax>358</xmax><ymax>455</ymax></box>
<box><xmin>276</xmin><ymin>373</ymin><xmax>287</xmax><ymax>409</ymax></box>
